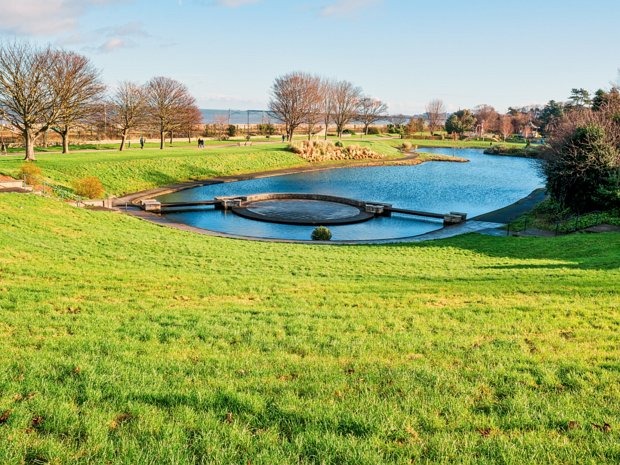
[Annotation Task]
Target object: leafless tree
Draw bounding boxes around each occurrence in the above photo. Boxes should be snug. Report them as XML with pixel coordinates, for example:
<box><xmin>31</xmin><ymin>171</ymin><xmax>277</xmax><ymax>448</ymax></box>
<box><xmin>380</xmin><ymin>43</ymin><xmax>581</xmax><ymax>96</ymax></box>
<box><xmin>473</xmin><ymin>104</ymin><xmax>498</xmax><ymax>135</ymax></box>
<box><xmin>321</xmin><ymin>78</ymin><xmax>336</xmax><ymax>140</ymax></box>
<box><xmin>499</xmin><ymin>114</ymin><xmax>513</xmax><ymax>141</ymax></box>
<box><xmin>179</xmin><ymin>104</ymin><xmax>203</xmax><ymax>143</ymax></box>
<box><xmin>332</xmin><ymin>80</ymin><xmax>362</xmax><ymax>138</ymax></box>
<box><xmin>269</xmin><ymin>72</ymin><xmax>322</xmax><ymax>142</ymax></box>
<box><xmin>49</xmin><ymin>50</ymin><xmax>105</xmax><ymax>153</ymax></box>
<box><xmin>358</xmin><ymin>97</ymin><xmax>388</xmax><ymax>136</ymax></box>
<box><xmin>304</xmin><ymin>79</ymin><xmax>323</xmax><ymax>140</ymax></box>
<box><xmin>425</xmin><ymin>99</ymin><xmax>446</xmax><ymax>136</ymax></box>
<box><xmin>109</xmin><ymin>81</ymin><xmax>146</xmax><ymax>151</ymax></box>
<box><xmin>0</xmin><ymin>42</ymin><xmax>63</xmax><ymax>161</ymax></box>
<box><xmin>145</xmin><ymin>76</ymin><xmax>196</xmax><ymax>149</ymax></box>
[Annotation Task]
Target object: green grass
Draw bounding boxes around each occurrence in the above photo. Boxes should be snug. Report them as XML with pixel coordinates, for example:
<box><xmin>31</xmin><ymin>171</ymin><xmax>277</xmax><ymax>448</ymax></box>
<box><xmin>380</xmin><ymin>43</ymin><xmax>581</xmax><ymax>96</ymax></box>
<box><xmin>0</xmin><ymin>140</ymin><xmax>404</xmax><ymax>197</ymax></box>
<box><xmin>0</xmin><ymin>145</ymin><xmax>306</xmax><ymax>196</ymax></box>
<box><xmin>0</xmin><ymin>194</ymin><xmax>618</xmax><ymax>464</ymax></box>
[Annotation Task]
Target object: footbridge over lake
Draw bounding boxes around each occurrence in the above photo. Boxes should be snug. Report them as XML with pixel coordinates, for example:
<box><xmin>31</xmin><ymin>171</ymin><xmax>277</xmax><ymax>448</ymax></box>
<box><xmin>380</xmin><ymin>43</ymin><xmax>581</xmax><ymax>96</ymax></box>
<box><xmin>140</xmin><ymin>193</ymin><xmax>467</xmax><ymax>227</ymax></box>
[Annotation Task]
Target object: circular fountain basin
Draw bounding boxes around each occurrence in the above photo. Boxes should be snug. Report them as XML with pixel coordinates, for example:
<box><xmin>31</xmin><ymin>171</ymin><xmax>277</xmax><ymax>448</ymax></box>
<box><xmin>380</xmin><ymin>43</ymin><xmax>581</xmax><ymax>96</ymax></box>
<box><xmin>230</xmin><ymin>194</ymin><xmax>376</xmax><ymax>225</ymax></box>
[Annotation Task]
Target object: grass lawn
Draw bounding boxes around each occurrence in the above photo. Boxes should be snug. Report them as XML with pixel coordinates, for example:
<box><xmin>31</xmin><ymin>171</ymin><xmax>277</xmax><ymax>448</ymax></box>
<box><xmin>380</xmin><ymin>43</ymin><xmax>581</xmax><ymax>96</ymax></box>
<box><xmin>0</xmin><ymin>146</ymin><xmax>306</xmax><ymax>196</ymax></box>
<box><xmin>0</xmin><ymin>194</ymin><xmax>618</xmax><ymax>464</ymax></box>
<box><xmin>0</xmin><ymin>141</ymin><xmax>403</xmax><ymax>197</ymax></box>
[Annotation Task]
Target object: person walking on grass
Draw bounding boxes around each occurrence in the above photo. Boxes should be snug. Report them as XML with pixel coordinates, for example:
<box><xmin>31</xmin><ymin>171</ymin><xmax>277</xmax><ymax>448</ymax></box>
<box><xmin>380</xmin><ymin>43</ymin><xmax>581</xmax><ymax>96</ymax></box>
<box><xmin>140</xmin><ymin>136</ymin><xmax>145</xmax><ymax>149</ymax></box>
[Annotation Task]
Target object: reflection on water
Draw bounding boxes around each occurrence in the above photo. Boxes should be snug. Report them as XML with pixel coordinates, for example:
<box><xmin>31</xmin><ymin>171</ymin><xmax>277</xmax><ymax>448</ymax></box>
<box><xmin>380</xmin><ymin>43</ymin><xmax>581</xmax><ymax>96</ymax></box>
<box><xmin>158</xmin><ymin>148</ymin><xmax>544</xmax><ymax>241</ymax></box>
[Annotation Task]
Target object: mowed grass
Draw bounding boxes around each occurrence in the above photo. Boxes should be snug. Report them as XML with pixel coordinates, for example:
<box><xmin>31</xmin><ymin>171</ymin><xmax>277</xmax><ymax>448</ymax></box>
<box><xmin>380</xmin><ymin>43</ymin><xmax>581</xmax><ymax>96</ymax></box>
<box><xmin>0</xmin><ymin>141</ymin><xmax>403</xmax><ymax>197</ymax></box>
<box><xmin>0</xmin><ymin>145</ymin><xmax>305</xmax><ymax>196</ymax></box>
<box><xmin>0</xmin><ymin>194</ymin><xmax>618</xmax><ymax>464</ymax></box>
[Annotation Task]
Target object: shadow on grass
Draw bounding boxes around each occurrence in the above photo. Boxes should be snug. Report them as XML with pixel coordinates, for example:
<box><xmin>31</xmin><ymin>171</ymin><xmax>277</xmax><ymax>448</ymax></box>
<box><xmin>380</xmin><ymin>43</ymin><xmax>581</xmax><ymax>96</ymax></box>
<box><xmin>400</xmin><ymin>232</ymin><xmax>620</xmax><ymax>271</ymax></box>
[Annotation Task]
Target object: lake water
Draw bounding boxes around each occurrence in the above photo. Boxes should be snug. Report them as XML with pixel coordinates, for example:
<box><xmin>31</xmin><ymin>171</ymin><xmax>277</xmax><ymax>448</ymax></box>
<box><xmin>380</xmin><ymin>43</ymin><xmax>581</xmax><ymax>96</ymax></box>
<box><xmin>157</xmin><ymin>148</ymin><xmax>545</xmax><ymax>241</ymax></box>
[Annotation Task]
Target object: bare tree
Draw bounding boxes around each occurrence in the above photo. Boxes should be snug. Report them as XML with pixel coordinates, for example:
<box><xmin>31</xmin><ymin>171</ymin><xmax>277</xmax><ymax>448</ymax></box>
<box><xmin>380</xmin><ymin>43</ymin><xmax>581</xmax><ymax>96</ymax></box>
<box><xmin>269</xmin><ymin>72</ymin><xmax>321</xmax><ymax>142</ymax></box>
<box><xmin>304</xmin><ymin>78</ymin><xmax>323</xmax><ymax>140</ymax></box>
<box><xmin>49</xmin><ymin>50</ymin><xmax>105</xmax><ymax>153</ymax></box>
<box><xmin>332</xmin><ymin>80</ymin><xmax>362</xmax><ymax>138</ymax></box>
<box><xmin>0</xmin><ymin>42</ymin><xmax>63</xmax><ymax>161</ymax></box>
<box><xmin>473</xmin><ymin>104</ymin><xmax>498</xmax><ymax>135</ymax></box>
<box><xmin>321</xmin><ymin>78</ymin><xmax>336</xmax><ymax>140</ymax></box>
<box><xmin>145</xmin><ymin>76</ymin><xmax>196</xmax><ymax>149</ymax></box>
<box><xmin>499</xmin><ymin>114</ymin><xmax>513</xmax><ymax>141</ymax></box>
<box><xmin>358</xmin><ymin>97</ymin><xmax>388</xmax><ymax>136</ymax></box>
<box><xmin>425</xmin><ymin>99</ymin><xmax>446</xmax><ymax>136</ymax></box>
<box><xmin>110</xmin><ymin>81</ymin><xmax>146</xmax><ymax>151</ymax></box>
<box><xmin>179</xmin><ymin>104</ymin><xmax>203</xmax><ymax>143</ymax></box>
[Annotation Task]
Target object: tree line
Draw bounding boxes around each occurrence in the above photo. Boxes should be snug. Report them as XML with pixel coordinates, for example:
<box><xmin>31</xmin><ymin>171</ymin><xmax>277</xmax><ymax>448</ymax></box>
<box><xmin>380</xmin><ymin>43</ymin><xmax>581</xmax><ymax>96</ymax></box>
<box><xmin>0</xmin><ymin>42</ymin><xmax>201</xmax><ymax>160</ymax></box>
<box><xmin>269</xmin><ymin>72</ymin><xmax>388</xmax><ymax>141</ymax></box>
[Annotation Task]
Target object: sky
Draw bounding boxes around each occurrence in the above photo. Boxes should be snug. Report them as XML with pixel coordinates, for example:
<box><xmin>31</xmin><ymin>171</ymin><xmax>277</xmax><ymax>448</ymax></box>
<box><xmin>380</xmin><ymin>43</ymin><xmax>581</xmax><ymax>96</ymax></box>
<box><xmin>0</xmin><ymin>0</ymin><xmax>619</xmax><ymax>114</ymax></box>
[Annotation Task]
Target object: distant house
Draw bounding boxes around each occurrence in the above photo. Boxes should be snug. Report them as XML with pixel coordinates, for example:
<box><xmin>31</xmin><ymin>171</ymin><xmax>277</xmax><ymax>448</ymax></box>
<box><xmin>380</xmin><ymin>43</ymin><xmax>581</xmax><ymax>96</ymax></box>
<box><xmin>521</xmin><ymin>122</ymin><xmax>540</xmax><ymax>139</ymax></box>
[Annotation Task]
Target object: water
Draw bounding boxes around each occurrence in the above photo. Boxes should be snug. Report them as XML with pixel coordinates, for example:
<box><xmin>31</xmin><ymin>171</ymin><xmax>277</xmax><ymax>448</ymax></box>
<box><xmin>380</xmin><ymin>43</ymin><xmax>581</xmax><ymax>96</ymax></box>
<box><xmin>158</xmin><ymin>148</ymin><xmax>545</xmax><ymax>241</ymax></box>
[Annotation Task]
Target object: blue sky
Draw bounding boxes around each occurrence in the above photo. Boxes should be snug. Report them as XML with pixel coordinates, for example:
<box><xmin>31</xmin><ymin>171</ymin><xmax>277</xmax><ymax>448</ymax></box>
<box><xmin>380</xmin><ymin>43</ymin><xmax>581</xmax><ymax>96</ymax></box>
<box><xmin>0</xmin><ymin>0</ymin><xmax>619</xmax><ymax>113</ymax></box>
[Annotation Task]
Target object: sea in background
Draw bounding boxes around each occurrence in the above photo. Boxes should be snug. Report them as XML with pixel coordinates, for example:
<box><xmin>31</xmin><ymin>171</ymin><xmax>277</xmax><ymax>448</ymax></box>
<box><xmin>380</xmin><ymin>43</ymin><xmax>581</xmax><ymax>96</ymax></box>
<box><xmin>200</xmin><ymin>109</ymin><xmax>396</xmax><ymax>126</ymax></box>
<box><xmin>201</xmin><ymin>109</ymin><xmax>271</xmax><ymax>125</ymax></box>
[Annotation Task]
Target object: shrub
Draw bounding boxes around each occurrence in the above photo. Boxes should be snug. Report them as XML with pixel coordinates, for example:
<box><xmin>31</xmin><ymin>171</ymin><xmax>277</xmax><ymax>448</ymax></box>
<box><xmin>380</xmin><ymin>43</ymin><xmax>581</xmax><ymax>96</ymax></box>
<box><xmin>545</xmin><ymin>122</ymin><xmax>620</xmax><ymax>212</ymax></box>
<box><xmin>334</xmin><ymin>140</ymin><xmax>344</xmax><ymax>148</ymax></box>
<box><xmin>226</xmin><ymin>125</ymin><xmax>237</xmax><ymax>137</ymax></box>
<box><xmin>311</xmin><ymin>226</ymin><xmax>332</xmax><ymax>241</ymax></box>
<box><xmin>342</xmin><ymin>129</ymin><xmax>356</xmax><ymax>135</ymax></box>
<box><xmin>367</xmin><ymin>127</ymin><xmax>381</xmax><ymax>135</ymax></box>
<box><xmin>19</xmin><ymin>163</ymin><xmax>42</xmax><ymax>186</ymax></box>
<box><xmin>73</xmin><ymin>176</ymin><xmax>105</xmax><ymax>199</ymax></box>
<box><xmin>401</xmin><ymin>142</ymin><xmax>413</xmax><ymax>151</ymax></box>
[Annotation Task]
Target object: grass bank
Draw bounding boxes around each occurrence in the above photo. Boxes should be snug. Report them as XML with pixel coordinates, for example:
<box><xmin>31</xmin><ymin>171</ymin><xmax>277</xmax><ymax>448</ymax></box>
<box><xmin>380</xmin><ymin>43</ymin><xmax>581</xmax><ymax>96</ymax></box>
<box><xmin>0</xmin><ymin>141</ymin><xmax>404</xmax><ymax>197</ymax></box>
<box><xmin>0</xmin><ymin>194</ymin><xmax>618</xmax><ymax>464</ymax></box>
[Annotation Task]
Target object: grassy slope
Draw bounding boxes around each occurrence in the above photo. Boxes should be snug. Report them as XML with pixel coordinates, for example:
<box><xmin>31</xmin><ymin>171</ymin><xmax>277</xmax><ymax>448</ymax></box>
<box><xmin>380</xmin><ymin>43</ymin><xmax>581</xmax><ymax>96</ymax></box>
<box><xmin>0</xmin><ymin>146</ymin><xmax>305</xmax><ymax>196</ymax></box>
<box><xmin>0</xmin><ymin>194</ymin><xmax>618</xmax><ymax>464</ymax></box>
<box><xmin>0</xmin><ymin>142</ymin><xmax>403</xmax><ymax>197</ymax></box>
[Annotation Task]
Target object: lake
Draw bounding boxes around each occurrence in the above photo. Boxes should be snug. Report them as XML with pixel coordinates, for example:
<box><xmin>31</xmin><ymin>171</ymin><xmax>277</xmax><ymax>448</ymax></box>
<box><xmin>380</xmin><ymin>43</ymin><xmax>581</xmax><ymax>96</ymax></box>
<box><xmin>157</xmin><ymin>148</ymin><xmax>545</xmax><ymax>241</ymax></box>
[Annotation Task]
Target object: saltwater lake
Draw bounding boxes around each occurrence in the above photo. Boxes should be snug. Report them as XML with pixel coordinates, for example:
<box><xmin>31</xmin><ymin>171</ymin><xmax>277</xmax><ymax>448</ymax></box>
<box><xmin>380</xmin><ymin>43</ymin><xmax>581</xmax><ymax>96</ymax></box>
<box><xmin>157</xmin><ymin>148</ymin><xmax>545</xmax><ymax>241</ymax></box>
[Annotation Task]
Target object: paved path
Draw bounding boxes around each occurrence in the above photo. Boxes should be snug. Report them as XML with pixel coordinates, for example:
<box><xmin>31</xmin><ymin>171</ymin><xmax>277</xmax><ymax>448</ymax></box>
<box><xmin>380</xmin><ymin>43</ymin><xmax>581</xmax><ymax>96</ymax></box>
<box><xmin>472</xmin><ymin>188</ymin><xmax>547</xmax><ymax>223</ymax></box>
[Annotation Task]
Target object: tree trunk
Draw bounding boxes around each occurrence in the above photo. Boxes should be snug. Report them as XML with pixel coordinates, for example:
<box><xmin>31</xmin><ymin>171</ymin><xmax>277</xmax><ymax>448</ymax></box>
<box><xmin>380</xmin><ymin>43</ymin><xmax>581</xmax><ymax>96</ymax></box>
<box><xmin>160</xmin><ymin>131</ymin><xmax>164</xmax><ymax>150</ymax></box>
<box><xmin>364</xmin><ymin>124</ymin><xmax>369</xmax><ymax>136</ymax></box>
<box><xmin>24</xmin><ymin>130</ymin><xmax>36</xmax><ymax>161</ymax></box>
<box><xmin>169</xmin><ymin>131</ymin><xmax>173</xmax><ymax>145</ymax></box>
<box><xmin>62</xmin><ymin>128</ymin><xmax>69</xmax><ymax>154</ymax></box>
<box><xmin>120</xmin><ymin>129</ymin><xmax>128</xmax><ymax>151</ymax></box>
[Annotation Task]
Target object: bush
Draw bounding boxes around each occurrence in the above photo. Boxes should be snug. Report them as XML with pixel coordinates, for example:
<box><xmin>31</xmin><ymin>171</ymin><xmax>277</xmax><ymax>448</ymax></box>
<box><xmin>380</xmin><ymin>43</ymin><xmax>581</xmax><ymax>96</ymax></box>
<box><xmin>545</xmin><ymin>123</ymin><xmax>620</xmax><ymax>212</ymax></box>
<box><xmin>401</xmin><ymin>142</ymin><xmax>413</xmax><ymax>151</ymax></box>
<box><xmin>311</xmin><ymin>226</ymin><xmax>332</xmax><ymax>241</ymax></box>
<box><xmin>19</xmin><ymin>163</ymin><xmax>42</xmax><ymax>186</ymax></box>
<box><xmin>227</xmin><ymin>125</ymin><xmax>237</xmax><ymax>137</ymax></box>
<box><xmin>342</xmin><ymin>129</ymin><xmax>355</xmax><ymax>135</ymax></box>
<box><xmin>73</xmin><ymin>176</ymin><xmax>105</xmax><ymax>199</ymax></box>
<box><xmin>367</xmin><ymin>127</ymin><xmax>381</xmax><ymax>135</ymax></box>
<box><xmin>334</xmin><ymin>140</ymin><xmax>344</xmax><ymax>148</ymax></box>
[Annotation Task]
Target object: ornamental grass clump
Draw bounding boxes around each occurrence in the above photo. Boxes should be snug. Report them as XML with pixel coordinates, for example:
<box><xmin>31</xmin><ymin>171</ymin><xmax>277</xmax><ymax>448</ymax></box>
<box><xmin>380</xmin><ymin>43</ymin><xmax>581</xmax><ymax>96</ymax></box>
<box><xmin>19</xmin><ymin>163</ymin><xmax>42</xmax><ymax>186</ymax></box>
<box><xmin>73</xmin><ymin>176</ymin><xmax>105</xmax><ymax>199</ymax></box>
<box><xmin>290</xmin><ymin>140</ymin><xmax>383</xmax><ymax>162</ymax></box>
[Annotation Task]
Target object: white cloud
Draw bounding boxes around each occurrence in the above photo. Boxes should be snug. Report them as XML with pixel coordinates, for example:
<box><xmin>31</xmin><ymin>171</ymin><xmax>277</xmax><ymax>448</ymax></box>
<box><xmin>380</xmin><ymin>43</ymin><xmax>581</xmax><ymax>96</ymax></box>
<box><xmin>97</xmin><ymin>37</ymin><xmax>129</xmax><ymax>53</ymax></box>
<box><xmin>320</xmin><ymin>0</ymin><xmax>381</xmax><ymax>17</ymax></box>
<box><xmin>0</xmin><ymin>0</ymin><xmax>128</xmax><ymax>36</ymax></box>
<box><xmin>216</xmin><ymin>0</ymin><xmax>260</xmax><ymax>7</ymax></box>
